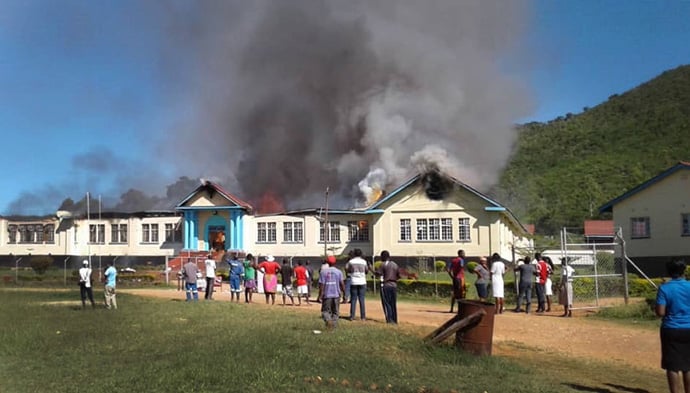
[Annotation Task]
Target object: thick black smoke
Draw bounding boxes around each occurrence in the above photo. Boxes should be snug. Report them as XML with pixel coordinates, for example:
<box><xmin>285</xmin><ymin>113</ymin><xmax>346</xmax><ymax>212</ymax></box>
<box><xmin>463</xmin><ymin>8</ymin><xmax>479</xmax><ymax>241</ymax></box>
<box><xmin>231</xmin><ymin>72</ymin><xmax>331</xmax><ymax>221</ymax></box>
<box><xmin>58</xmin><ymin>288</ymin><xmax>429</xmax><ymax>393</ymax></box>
<box><xmin>4</xmin><ymin>1</ymin><xmax>533</xmax><ymax>215</ymax></box>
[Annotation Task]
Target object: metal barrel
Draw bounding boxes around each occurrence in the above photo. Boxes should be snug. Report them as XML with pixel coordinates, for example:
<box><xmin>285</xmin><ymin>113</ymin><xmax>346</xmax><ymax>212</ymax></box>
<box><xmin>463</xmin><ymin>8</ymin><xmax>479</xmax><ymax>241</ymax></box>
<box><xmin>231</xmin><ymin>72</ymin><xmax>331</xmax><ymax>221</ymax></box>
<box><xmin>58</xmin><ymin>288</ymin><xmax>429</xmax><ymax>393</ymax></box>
<box><xmin>455</xmin><ymin>299</ymin><xmax>496</xmax><ymax>356</ymax></box>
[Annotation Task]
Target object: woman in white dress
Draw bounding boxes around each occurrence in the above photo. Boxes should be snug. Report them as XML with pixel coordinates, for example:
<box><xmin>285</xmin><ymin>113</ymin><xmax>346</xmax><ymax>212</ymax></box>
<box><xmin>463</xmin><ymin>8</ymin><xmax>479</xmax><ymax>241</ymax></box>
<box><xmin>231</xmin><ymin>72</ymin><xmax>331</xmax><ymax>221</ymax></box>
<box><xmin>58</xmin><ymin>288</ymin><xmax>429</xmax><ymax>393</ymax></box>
<box><xmin>490</xmin><ymin>253</ymin><xmax>506</xmax><ymax>314</ymax></box>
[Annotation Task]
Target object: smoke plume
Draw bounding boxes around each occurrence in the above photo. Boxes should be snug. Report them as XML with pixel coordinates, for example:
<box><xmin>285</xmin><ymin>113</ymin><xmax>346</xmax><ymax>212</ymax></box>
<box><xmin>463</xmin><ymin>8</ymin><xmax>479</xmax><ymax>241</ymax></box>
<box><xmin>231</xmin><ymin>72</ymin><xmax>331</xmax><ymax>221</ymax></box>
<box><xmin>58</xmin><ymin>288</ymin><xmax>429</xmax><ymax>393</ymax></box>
<box><xmin>4</xmin><ymin>1</ymin><xmax>533</xmax><ymax>215</ymax></box>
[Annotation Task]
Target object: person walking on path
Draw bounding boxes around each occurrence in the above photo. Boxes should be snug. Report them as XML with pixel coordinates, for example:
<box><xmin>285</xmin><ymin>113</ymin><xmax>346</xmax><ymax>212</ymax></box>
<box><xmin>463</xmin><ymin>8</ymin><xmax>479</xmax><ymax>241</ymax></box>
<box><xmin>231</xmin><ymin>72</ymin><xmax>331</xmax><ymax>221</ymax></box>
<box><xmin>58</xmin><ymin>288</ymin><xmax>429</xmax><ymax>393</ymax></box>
<box><xmin>258</xmin><ymin>255</ymin><xmax>281</xmax><ymax>305</ymax></box>
<box><xmin>446</xmin><ymin>249</ymin><xmax>466</xmax><ymax>313</ymax></box>
<box><xmin>182</xmin><ymin>258</ymin><xmax>199</xmax><ymax>302</ymax></box>
<box><xmin>318</xmin><ymin>255</ymin><xmax>345</xmax><ymax>330</ymax></box>
<box><xmin>305</xmin><ymin>261</ymin><xmax>315</xmax><ymax>300</ymax></box>
<box><xmin>514</xmin><ymin>256</ymin><xmax>536</xmax><ymax>314</ymax></box>
<box><xmin>656</xmin><ymin>259</ymin><xmax>690</xmax><ymax>393</ymax></box>
<box><xmin>490</xmin><ymin>253</ymin><xmax>506</xmax><ymax>314</ymax></box>
<box><xmin>243</xmin><ymin>254</ymin><xmax>257</xmax><ymax>303</ymax></box>
<box><xmin>473</xmin><ymin>257</ymin><xmax>490</xmax><ymax>302</ymax></box>
<box><xmin>103</xmin><ymin>261</ymin><xmax>118</xmax><ymax>309</ymax></box>
<box><xmin>280</xmin><ymin>259</ymin><xmax>295</xmax><ymax>306</ymax></box>
<box><xmin>559</xmin><ymin>258</ymin><xmax>575</xmax><ymax>317</ymax></box>
<box><xmin>346</xmin><ymin>248</ymin><xmax>369</xmax><ymax>320</ymax></box>
<box><xmin>376</xmin><ymin>250</ymin><xmax>401</xmax><ymax>324</ymax></box>
<box><xmin>204</xmin><ymin>254</ymin><xmax>217</xmax><ymax>300</ymax></box>
<box><xmin>78</xmin><ymin>260</ymin><xmax>95</xmax><ymax>309</ymax></box>
<box><xmin>294</xmin><ymin>260</ymin><xmax>310</xmax><ymax>306</ymax></box>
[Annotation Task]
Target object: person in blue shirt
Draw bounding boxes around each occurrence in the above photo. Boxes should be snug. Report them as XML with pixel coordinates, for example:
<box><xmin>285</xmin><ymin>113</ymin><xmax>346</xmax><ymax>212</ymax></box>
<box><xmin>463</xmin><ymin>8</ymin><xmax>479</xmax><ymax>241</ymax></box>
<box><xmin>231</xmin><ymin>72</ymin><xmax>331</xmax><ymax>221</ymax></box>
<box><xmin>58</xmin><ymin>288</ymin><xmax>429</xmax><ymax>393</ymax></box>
<box><xmin>656</xmin><ymin>259</ymin><xmax>690</xmax><ymax>393</ymax></box>
<box><xmin>226</xmin><ymin>251</ymin><xmax>245</xmax><ymax>303</ymax></box>
<box><xmin>103</xmin><ymin>261</ymin><xmax>118</xmax><ymax>310</ymax></box>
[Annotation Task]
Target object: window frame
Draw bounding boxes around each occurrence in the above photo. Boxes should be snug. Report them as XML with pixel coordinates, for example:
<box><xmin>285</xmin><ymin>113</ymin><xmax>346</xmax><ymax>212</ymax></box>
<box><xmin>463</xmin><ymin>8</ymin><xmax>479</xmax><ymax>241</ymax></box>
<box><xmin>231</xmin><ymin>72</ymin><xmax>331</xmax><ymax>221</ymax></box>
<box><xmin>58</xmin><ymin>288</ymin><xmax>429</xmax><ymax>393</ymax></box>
<box><xmin>399</xmin><ymin>219</ymin><xmax>411</xmax><ymax>242</ymax></box>
<box><xmin>630</xmin><ymin>217</ymin><xmax>650</xmax><ymax>239</ymax></box>
<box><xmin>457</xmin><ymin>217</ymin><xmax>471</xmax><ymax>242</ymax></box>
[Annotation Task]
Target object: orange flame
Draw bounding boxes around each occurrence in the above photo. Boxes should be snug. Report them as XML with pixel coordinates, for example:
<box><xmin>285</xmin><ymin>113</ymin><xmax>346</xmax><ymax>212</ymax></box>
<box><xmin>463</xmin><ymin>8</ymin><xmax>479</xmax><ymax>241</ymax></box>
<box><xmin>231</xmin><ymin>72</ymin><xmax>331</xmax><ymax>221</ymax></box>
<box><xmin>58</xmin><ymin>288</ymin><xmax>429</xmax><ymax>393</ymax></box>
<box><xmin>255</xmin><ymin>191</ymin><xmax>285</xmax><ymax>214</ymax></box>
<box><xmin>367</xmin><ymin>188</ymin><xmax>383</xmax><ymax>205</ymax></box>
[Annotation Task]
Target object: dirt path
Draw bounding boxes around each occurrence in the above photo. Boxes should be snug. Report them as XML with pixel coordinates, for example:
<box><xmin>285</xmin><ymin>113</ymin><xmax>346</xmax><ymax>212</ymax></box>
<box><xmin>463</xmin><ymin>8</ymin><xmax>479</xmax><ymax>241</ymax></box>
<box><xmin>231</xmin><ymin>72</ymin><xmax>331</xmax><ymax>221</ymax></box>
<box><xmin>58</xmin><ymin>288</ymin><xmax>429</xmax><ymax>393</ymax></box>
<box><xmin>122</xmin><ymin>288</ymin><xmax>659</xmax><ymax>370</ymax></box>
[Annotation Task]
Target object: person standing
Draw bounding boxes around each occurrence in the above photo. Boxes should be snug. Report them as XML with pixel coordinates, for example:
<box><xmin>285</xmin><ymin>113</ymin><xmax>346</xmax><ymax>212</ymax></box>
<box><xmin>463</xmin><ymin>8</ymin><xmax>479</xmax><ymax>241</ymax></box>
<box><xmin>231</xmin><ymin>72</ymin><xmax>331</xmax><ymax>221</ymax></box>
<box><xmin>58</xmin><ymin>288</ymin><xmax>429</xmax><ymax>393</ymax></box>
<box><xmin>559</xmin><ymin>258</ymin><xmax>575</xmax><ymax>317</ymax></box>
<box><xmin>490</xmin><ymin>253</ymin><xmax>506</xmax><ymax>314</ymax></box>
<box><xmin>182</xmin><ymin>258</ymin><xmax>199</xmax><ymax>302</ymax></box>
<box><xmin>258</xmin><ymin>255</ymin><xmax>280</xmax><ymax>305</ymax></box>
<box><xmin>280</xmin><ymin>259</ymin><xmax>295</xmax><ymax>306</ymax></box>
<box><xmin>473</xmin><ymin>257</ymin><xmax>490</xmax><ymax>302</ymax></box>
<box><xmin>103</xmin><ymin>261</ymin><xmax>118</xmax><ymax>310</ymax></box>
<box><xmin>376</xmin><ymin>250</ymin><xmax>400</xmax><ymax>324</ymax></box>
<box><xmin>226</xmin><ymin>251</ymin><xmax>244</xmax><ymax>303</ymax></box>
<box><xmin>305</xmin><ymin>261</ymin><xmax>315</xmax><ymax>300</ymax></box>
<box><xmin>78</xmin><ymin>260</ymin><xmax>95</xmax><ymax>309</ymax></box>
<box><xmin>656</xmin><ymin>260</ymin><xmax>690</xmax><ymax>393</ymax></box>
<box><xmin>535</xmin><ymin>253</ymin><xmax>549</xmax><ymax>313</ymax></box>
<box><xmin>243</xmin><ymin>254</ymin><xmax>257</xmax><ymax>303</ymax></box>
<box><xmin>318</xmin><ymin>255</ymin><xmax>345</xmax><ymax>330</ymax></box>
<box><xmin>514</xmin><ymin>256</ymin><xmax>535</xmax><ymax>313</ymax></box>
<box><xmin>446</xmin><ymin>250</ymin><xmax>466</xmax><ymax>313</ymax></box>
<box><xmin>294</xmin><ymin>260</ymin><xmax>310</xmax><ymax>306</ymax></box>
<box><xmin>346</xmin><ymin>248</ymin><xmax>369</xmax><ymax>321</ymax></box>
<box><xmin>544</xmin><ymin>256</ymin><xmax>555</xmax><ymax>312</ymax></box>
<box><xmin>204</xmin><ymin>254</ymin><xmax>217</xmax><ymax>300</ymax></box>
<box><xmin>342</xmin><ymin>251</ymin><xmax>352</xmax><ymax>304</ymax></box>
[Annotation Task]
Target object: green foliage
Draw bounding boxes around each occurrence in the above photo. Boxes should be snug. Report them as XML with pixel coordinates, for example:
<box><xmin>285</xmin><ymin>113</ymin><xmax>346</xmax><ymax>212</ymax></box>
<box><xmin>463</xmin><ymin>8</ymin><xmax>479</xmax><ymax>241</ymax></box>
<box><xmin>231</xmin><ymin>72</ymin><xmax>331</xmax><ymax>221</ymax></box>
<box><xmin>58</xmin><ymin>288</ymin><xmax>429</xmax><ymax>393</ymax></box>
<box><xmin>493</xmin><ymin>65</ymin><xmax>690</xmax><ymax>234</ymax></box>
<box><xmin>466</xmin><ymin>261</ymin><xmax>478</xmax><ymax>273</ymax></box>
<box><xmin>628</xmin><ymin>277</ymin><xmax>662</xmax><ymax>297</ymax></box>
<box><xmin>434</xmin><ymin>260</ymin><xmax>447</xmax><ymax>271</ymax></box>
<box><xmin>29</xmin><ymin>256</ymin><xmax>53</xmax><ymax>275</ymax></box>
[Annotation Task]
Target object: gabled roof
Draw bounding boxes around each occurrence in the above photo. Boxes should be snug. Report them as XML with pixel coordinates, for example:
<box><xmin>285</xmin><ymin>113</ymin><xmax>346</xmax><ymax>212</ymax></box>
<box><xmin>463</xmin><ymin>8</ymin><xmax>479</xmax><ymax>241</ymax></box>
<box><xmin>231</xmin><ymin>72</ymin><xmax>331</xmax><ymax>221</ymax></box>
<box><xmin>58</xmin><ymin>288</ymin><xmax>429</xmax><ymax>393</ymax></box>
<box><xmin>176</xmin><ymin>180</ymin><xmax>253</xmax><ymax>212</ymax></box>
<box><xmin>366</xmin><ymin>172</ymin><xmax>530</xmax><ymax>235</ymax></box>
<box><xmin>584</xmin><ymin>220</ymin><xmax>614</xmax><ymax>237</ymax></box>
<box><xmin>599</xmin><ymin>161</ymin><xmax>690</xmax><ymax>213</ymax></box>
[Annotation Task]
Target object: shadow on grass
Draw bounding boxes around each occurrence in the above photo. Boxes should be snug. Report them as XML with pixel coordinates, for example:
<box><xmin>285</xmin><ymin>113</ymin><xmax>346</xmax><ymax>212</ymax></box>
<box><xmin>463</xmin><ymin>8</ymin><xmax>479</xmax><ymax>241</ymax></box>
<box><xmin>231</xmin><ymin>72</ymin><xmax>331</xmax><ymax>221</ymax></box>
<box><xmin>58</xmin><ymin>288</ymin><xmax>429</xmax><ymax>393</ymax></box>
<box><xmin>563</xmin><ymin>382</ymin><xmax>651</xmax><ymax>393</ymax></box>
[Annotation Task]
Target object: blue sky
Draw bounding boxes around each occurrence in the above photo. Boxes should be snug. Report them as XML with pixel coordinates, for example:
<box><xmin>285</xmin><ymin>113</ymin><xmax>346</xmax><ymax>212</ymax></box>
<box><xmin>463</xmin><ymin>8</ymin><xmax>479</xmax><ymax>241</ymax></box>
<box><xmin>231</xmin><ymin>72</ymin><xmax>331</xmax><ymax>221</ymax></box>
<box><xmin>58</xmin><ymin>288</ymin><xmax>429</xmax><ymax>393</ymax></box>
<box><xmin>1</xmin><ymin>1</ymin><xmax>689</xmax><ymax>215</ymax></box>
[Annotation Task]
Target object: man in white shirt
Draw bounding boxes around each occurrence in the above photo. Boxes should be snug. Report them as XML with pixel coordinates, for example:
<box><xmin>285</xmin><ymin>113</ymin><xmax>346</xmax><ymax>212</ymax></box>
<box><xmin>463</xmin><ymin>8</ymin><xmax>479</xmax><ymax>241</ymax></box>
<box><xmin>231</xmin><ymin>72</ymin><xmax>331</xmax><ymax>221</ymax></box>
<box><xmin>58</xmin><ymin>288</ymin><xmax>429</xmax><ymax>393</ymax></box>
<box><xmin>345</xmin><ymin>248</ymin><xmax>369</xmax><ymax>321</ymax></box>
<box><xmin>78</xmin><ymin>260</ymin><xmax>95</xmax><ymax>309</ymax></box>
<box><xmin>204</xmin><ymin>254</ymin><xmax>217</xmax><ymax>300</ymax></box>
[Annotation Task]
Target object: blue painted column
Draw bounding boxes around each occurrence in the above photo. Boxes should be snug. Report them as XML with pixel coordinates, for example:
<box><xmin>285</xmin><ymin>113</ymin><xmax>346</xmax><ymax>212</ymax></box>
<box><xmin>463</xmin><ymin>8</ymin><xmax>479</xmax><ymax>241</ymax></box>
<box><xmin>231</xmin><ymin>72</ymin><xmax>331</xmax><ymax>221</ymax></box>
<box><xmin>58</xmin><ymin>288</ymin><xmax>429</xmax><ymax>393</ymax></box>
<box><xmin>229</xmin><ymin>210</ymin><xmax>237</xmax><ymax>250</ymax></box>
<box><xmin>237</xmin><ymin>212</ymin><xmax>244</xmax><ymax>251</ymax></box>
<box><xmin>191</xmin><ymin>211</ymin><xmax>198</xmax><ymax>250</ymax></box>
<box><xmin>183</xmin><ymin>211</ymin><xmax>190</xmax><ymax>249</ymax></box>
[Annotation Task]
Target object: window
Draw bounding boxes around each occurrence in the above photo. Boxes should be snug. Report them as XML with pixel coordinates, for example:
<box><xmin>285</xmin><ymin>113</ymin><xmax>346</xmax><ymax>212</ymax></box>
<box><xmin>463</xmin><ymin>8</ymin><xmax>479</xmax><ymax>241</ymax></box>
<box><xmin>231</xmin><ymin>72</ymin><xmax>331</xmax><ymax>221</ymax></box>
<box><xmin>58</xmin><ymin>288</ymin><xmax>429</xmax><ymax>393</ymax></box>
<box><xmin>8</xmin><ymin>225</ymin><xmax>17</xmax><ymax>243</ymax></box>
<box><xmin>257</xmin><ymin>222</ymin><xmax>277</xmax><ymax>243</ymax></box>
<box><xmin>142</xmin><ymin>223</ymin><xmax>159</xmax><ymax>243</ymax></box>
<box><xmin>348</xmin><ymin>220</ymin><xmax>369</xmax><ymax>242</ymax></box>
<box><xmin>440</xmin><ymin>218</ymin><xmax>453</xmax><ymax>241</ymax></box>
<box><xmin>89</xmin><ymin>224</ymin><xmax>105</xmax><ymax>244</ymax></box>
<box><xmin>416</xmin><ymin>219</ymin><xmax>428</xmax><ymax>241</ymax></box>
<box><xmin>320</xmin><ymin>221</ymin><xmax>340</xmax><ymax>242</ymax></box>
<box><xmin>682</xmin><ymin>214</ymin><xmax>690</xmax><ymax>236</ymax></box>
<box><xmin>399</xmin><ymin>219</ymin><xmax>411</xmax><ymax>242</ymax></box>
<box><xmin>283</xmin><ymin>222</ymin><xmax>303</xmax><ymax>243</ymax></box>
<box><xmin>458</xmin><ymin>218</ymin><xmax>470</xmax><ymax>242</ymax></box>
<box><xmin>630</xmin><ymin>217</ymin><xmax>650</xmax><ymax>239</ymax></box>
<box><xmin>164</xmin><ymin>223</ymin><xmax>181</xmax><ymax>243</ymax></box>
<box><xmin>111</xmin><ymin>224</ymin><xmax>128</xmax><ymax>243</ymax></box>
<box><xmin>43</xmin><ymin>225</ymin><xmax>54</xmax><ymax>243</ymax></box>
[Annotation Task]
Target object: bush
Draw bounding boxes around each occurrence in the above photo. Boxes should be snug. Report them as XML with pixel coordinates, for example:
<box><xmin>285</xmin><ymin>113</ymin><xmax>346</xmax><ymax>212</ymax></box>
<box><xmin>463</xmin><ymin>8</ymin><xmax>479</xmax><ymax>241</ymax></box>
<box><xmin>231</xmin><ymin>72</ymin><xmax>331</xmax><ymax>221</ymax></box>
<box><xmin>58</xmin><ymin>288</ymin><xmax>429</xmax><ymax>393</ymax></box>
<box><xmin>29</xmin><ymin>256</ymin><xmax>53</xmax><ymax>275</ymax></box>
<box><xmin>434</xmin><ymin>260</ymin><xmax>447</xmax><ymax>272</ymax></box>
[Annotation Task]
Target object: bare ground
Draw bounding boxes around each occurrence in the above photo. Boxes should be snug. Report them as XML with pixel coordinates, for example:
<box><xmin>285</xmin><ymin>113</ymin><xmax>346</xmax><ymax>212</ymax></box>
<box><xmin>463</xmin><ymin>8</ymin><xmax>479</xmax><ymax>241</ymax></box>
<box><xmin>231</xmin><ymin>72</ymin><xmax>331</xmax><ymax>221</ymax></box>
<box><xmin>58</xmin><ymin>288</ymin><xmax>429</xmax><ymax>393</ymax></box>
<box><xmin>121</xmin><ymin>288</ymin><xmax>659</xmax><ymax>371</ymax></box>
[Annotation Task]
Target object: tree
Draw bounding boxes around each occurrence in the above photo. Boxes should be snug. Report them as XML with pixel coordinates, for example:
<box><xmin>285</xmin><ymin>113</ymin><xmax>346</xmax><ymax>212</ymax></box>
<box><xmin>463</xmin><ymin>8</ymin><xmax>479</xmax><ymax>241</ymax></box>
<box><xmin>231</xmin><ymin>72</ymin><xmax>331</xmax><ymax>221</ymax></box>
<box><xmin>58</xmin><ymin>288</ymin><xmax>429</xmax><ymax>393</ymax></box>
<box><xmin>30</xmin><ymin>256</ymin><xmax>54</xmax><ymax>275</ymax></box>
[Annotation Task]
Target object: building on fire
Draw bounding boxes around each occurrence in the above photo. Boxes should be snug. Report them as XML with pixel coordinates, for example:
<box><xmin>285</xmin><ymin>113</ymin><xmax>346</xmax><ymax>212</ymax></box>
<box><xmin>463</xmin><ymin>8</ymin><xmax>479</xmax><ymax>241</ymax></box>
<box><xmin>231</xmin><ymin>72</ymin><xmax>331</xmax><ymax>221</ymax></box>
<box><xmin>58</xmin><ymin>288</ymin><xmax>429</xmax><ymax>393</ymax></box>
<box><xmin>0</xmin><ymin>172</ymin><xmax>533</xmax><ymax>269</ymax></box>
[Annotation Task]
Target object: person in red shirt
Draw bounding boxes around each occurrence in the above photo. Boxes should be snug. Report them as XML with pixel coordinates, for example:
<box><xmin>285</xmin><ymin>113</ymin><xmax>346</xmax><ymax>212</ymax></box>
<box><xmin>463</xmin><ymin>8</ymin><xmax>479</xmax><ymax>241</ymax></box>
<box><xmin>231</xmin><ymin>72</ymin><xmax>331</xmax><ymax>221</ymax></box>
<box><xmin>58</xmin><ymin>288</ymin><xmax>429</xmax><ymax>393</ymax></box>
<box><xmin>446</xmin><ymin>249</ymin><xmax>466</xmax><ymax>313</ymax></box>
<box><xmin>293</xmin><ymin>260</ymin><xmax>310</xmax><ymax>306</ymax></box>
<box><xmin>535</xmin><ymin>253</ymin><xmax>549</xmax><ymax>313</ymax></box>
<box><xmin>258</xmin><ymin>255</ymin><xmax>281</xmax><ymax>305</ymax></box>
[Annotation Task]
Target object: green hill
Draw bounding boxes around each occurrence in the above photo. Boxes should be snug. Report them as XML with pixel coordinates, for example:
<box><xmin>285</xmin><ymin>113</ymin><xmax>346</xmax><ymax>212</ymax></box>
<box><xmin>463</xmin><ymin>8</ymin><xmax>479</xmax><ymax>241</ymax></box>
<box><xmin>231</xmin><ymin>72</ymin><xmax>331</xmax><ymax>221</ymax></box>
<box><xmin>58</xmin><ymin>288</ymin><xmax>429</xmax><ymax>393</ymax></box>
<box><xmin>493</xmin><ymin>64</ymin><xmax>690</xmax><ymax>234</ymax></box>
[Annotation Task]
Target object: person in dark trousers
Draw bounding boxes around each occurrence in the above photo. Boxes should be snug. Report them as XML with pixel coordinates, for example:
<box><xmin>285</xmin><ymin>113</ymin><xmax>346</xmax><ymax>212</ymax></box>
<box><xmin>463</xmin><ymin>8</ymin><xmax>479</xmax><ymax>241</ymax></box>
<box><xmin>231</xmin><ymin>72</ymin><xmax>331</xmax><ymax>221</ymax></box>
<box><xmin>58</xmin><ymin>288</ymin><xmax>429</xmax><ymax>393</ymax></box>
<box><xmin>656</xmin><ymin>260</ymin><xmax>690</xmax><ymax>393</ymax></box>
<box><xmin>346</xmin><ymin>248</ymin><xmax>369</xmax><ymax>320</ymax></box>
<box><xmin>78</xmin><ymin>260</ymin><xmax>95</xmax><ymax>309</ymax></box>
<box><xmin>514</xmin><ymin>256</ymin><xmax>536</xmax><ymax>313</ymax></box>
<box><xmin>375</xmin><ymin>250</ymin><xmax>401</xmax><ymax>324</ymax></box>
<box><xmin>446</xmin><ymin>249</ymin><xmax>466</xmax><ymax>313</ymax></box>
<box><xmin>318</xmin><ymin>255</ymin><xmax>345</xmax><ymax>330</ymax></box>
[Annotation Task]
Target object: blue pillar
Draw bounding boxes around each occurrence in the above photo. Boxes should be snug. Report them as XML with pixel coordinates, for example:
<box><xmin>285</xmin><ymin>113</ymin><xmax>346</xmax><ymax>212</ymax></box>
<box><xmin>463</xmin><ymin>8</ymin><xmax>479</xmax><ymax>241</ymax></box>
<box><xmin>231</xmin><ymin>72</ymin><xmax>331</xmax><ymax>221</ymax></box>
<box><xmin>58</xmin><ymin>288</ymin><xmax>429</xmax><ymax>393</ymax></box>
<box><xmin>190</xmin><ymin>211</ymin><xmax>198</xmax><ymax>251</ymax></box>
<box><xmin>183</xmin><ymin>211</ymin><xmax>190</xmax><ymax>249</ymax></box>
<box><xmin>237</xmin><ymin>212</ymin><xmax>244</xmax><ymax>251</ymax></box>
<box><xmin>229</xmin><ymin>210</ymin><xmax>237</xmax><ymax>250</ymax></box>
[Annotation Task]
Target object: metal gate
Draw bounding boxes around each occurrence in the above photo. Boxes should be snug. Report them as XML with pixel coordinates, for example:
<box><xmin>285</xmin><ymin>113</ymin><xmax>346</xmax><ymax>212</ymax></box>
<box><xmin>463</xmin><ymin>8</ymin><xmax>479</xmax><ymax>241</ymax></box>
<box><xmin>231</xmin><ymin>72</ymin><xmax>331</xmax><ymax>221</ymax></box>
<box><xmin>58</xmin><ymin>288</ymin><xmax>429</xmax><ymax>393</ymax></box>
<box><xmin>558</xmin><ymin>227</ymin><xmax>626</xmax><ymax>310</ymax></box>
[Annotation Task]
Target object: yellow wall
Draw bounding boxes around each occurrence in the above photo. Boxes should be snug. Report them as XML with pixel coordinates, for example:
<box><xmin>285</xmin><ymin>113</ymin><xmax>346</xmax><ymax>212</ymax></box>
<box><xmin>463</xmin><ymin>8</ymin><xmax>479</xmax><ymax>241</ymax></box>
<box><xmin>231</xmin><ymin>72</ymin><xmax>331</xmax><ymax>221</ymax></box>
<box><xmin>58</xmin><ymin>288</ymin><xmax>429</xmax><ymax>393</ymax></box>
<box><xmin>613</xmin><ymin>169</ymin><xmax>690</xmax><ymax>257</ymax></box>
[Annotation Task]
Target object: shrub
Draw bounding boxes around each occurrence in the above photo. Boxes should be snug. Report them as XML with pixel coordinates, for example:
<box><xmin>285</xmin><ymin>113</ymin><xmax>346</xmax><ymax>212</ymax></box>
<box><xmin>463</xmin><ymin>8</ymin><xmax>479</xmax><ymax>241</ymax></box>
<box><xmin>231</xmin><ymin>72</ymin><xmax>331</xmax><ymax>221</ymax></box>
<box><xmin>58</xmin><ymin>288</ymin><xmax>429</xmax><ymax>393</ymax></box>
<box><xmin>29</xmin><ymin>256</ymin><xmax>54</xmax><ymax>275</ymax></box>
<box><xmin>466</xmin><ymin>261</ymin><xmax>478</xmax><ymax>273</ymax></box>
<box><xmin>434</xmin><ymin>260</ymin><xmax>447</xmax><ymax>272</ymax></box>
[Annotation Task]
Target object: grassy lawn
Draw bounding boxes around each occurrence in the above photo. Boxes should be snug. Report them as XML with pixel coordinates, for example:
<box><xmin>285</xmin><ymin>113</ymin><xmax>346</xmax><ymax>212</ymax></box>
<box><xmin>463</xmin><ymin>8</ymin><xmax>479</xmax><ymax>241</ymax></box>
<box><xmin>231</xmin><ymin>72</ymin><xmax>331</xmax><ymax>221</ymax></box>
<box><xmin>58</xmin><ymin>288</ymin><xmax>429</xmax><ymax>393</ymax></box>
<box><xmin>0</xmin><ymin>289</ymin><xmax>663</xmax><ymax>393</ymax></box>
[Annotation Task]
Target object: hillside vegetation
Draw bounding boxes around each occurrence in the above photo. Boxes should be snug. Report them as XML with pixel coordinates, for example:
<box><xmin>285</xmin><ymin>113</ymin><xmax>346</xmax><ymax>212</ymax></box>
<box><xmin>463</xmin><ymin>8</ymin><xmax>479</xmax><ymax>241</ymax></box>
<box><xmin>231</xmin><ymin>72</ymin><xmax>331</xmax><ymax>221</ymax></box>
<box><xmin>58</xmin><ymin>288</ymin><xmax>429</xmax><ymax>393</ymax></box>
<box><xmin>493</xmin><ymin>64</ymin><xmax>690</xmax><ymax>234</ymax></box>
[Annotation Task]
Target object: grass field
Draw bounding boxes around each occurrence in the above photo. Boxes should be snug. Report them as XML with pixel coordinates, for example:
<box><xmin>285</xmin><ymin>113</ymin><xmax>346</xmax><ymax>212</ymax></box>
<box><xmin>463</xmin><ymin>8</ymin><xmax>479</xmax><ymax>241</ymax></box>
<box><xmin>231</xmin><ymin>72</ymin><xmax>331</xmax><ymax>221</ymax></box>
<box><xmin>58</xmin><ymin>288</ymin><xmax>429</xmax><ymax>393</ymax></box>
<box><xmin>0</xmin><ymin>288</ymin><xmax>663</xmax><ymax>393</ymax></box>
